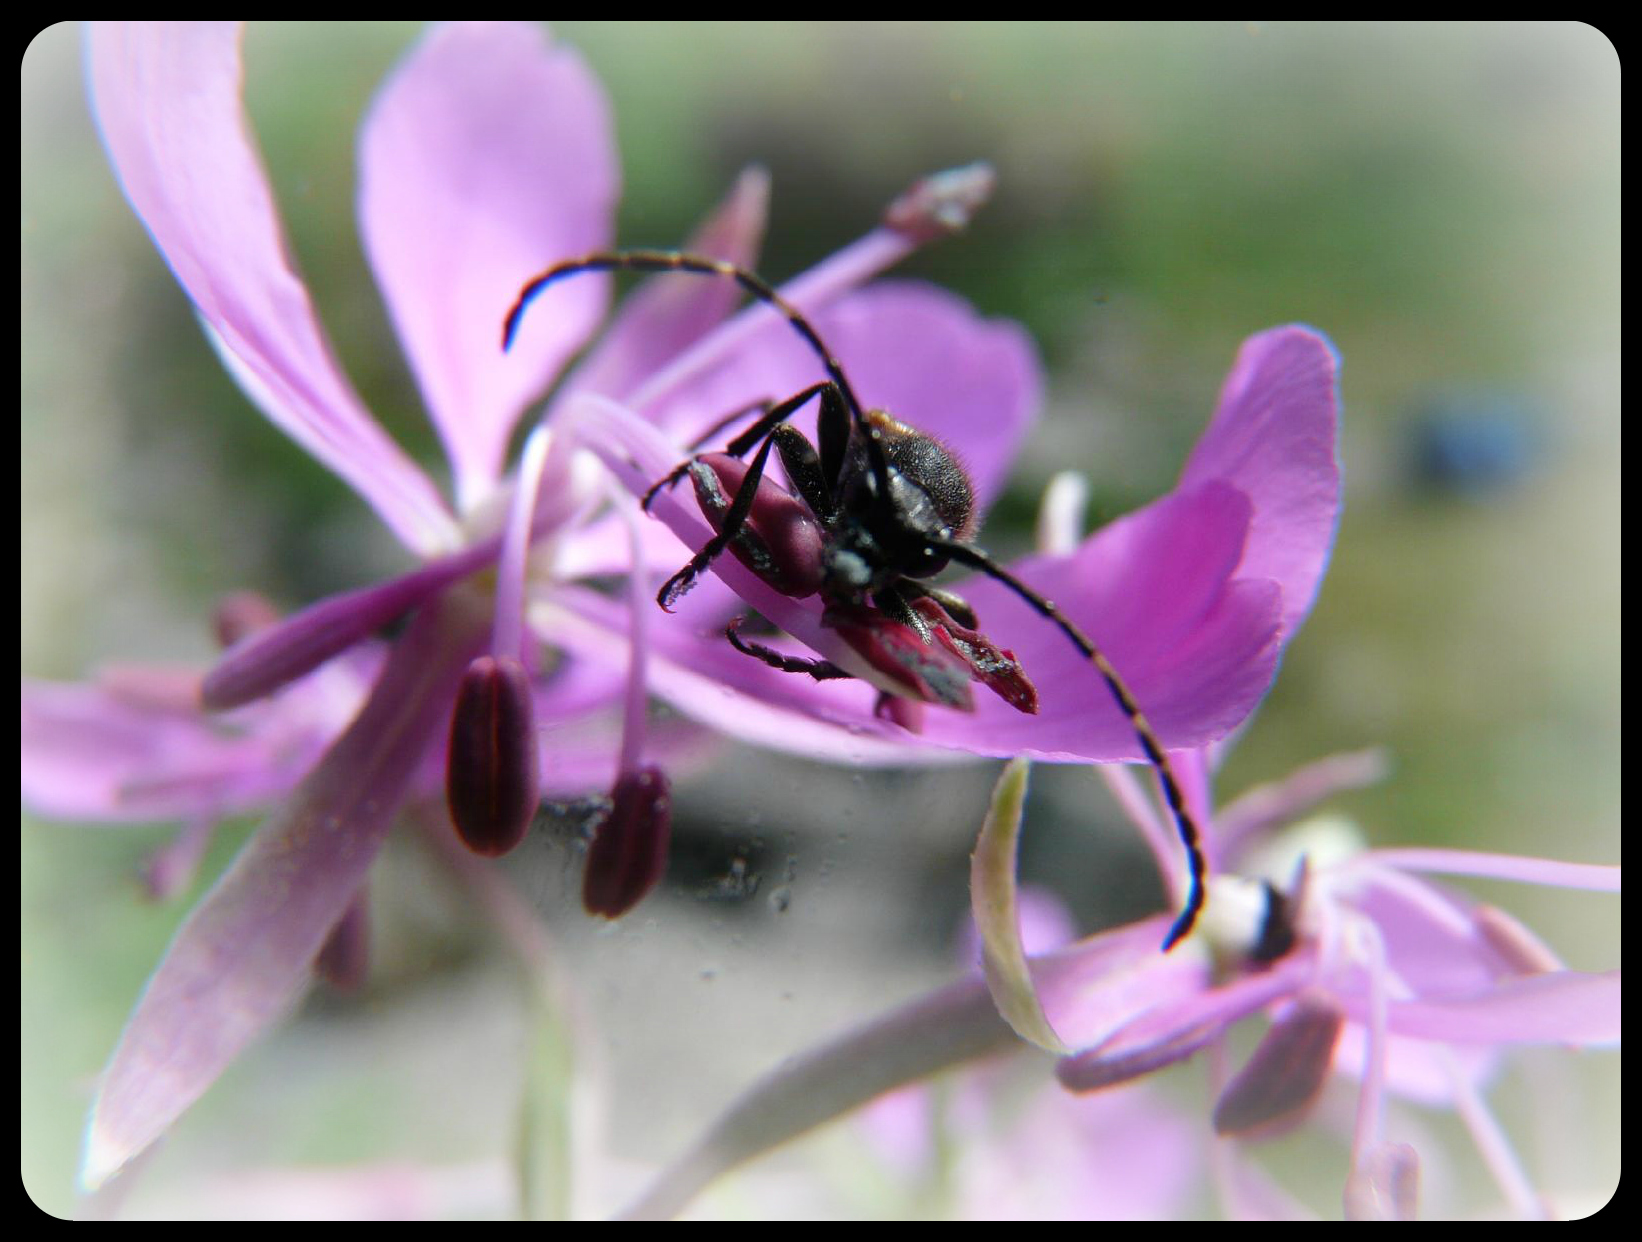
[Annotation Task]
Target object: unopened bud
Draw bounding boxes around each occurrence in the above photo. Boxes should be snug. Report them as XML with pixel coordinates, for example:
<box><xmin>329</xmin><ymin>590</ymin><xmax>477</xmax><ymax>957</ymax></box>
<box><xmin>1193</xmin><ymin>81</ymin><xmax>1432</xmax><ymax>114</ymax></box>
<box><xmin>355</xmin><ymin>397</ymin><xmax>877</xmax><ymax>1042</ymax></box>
<box><xmin>212</xmin><ymin>591</ymin><xmax>282</xmax><ymax>649</ymax></box>
<box><xmin>1212</xmin><ymin>993</ymin><xmax>1343</xmax><ymax>1136</ymax></box>
<box><xmin>447</xmin><ymin>655</ymin><xmax>540</xmax><ymax>857</ymax></box>
<box><xmin>314</xmin><ymin>891</ymin><xmax>370</xmax><ymax>994</ymax></box>
<box><xmin>583</xmin><ymin>767</ymin><xmax>672</xmax><ymax>919</ymax></box>
<box><xmin>883</xmin><ymin>162</ymin><xmax>995</xmax><ymax>242</ymax></box>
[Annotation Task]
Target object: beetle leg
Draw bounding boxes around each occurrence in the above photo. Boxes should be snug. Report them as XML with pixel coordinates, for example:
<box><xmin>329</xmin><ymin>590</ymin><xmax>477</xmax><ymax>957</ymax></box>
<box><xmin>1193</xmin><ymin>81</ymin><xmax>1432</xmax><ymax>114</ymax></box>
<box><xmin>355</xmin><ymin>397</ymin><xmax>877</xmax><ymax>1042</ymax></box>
<box><xmin>724</xmin><ymin>616</ymin><xmax>852</xmax><ymax>681</ymax></box>
<box><xmin>899</xmin><ymin>580</ymin><xmax>979</xmax><ymax>630</ymax></box>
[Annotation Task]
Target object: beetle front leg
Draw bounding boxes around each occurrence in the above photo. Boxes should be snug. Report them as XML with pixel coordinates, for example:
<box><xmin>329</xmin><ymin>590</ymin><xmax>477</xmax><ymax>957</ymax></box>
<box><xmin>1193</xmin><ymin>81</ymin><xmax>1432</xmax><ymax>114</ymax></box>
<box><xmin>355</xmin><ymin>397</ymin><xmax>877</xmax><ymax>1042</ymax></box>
<box><xmin>724</xmin><ymin>616</ymin><xmax>852</xmax><ymax>681</ymax></box>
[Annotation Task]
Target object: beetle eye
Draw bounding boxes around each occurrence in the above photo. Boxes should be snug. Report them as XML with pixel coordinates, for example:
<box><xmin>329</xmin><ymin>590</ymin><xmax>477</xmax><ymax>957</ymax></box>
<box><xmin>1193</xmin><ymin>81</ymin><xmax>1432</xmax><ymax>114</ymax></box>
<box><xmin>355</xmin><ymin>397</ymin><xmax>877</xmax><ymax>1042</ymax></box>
<box><xmin>917</xmin><ymin>546</ymin><xmax>950</xmax><ymax>576</ymax></box>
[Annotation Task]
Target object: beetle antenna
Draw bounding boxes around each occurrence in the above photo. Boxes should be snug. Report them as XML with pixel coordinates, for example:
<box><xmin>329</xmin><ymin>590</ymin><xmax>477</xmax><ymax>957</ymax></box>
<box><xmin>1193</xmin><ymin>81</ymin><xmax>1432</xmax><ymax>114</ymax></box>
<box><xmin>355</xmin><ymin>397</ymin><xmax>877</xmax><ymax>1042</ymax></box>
<box><xmin>934</xmin><ymin>538</ymin><xmax>1206</xmax><ymax>950</ymax></box>
<box><xmin>504</xmin><ymin>250</ymin><xmax>869</xmax><ymax>424</ymax></box>
<box><xmin>506</xmin><ymin>249</ymin><xmax>902</xmax><ymax>516</ymax></box>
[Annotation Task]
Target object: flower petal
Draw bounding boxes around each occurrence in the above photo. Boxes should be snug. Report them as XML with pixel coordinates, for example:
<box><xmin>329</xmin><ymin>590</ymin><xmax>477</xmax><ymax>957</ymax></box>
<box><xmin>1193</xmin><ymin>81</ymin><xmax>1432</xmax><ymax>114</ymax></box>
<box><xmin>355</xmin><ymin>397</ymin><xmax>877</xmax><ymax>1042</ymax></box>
<box><xmin>85</xmin><ymin>23</ymin><xmax>458</xmax><ymax>556</ymax></box>
<box><xmin>920</xmin><ymin>482</ymin><xmax>1285</xmax><ymax>759</ymax></box>
<box><xmin>81</xmin><ymin>593</ymin><xmax>486</xmax><ymax>1190</ymax></box>
<box><xmin>648</xmin><ymin>281</ymin><xmax>1041</xmax><ymax>511</ymax></box>
<box><xmin>1373</xmin><ymin>970</ymin><xmax>1620</xmax><ymax>1045</ymax></box>
<box><xmin>620</xmin><ymin>975</ymin><xmax>1015</xmax><ymax>1220</ymax></box>
<box><xmin>971</xmin><ymin>759</ymin><xmax>1070</xmax><ymax>1053</ymax></box>
<box><xmin>1212</xmin><ymin>993</ymin><xmax>1345</xmax><ymax>1135</ymax></box>
<box><xmin>585</xmin><ymin>396</ymin><xmax>1280</xmax><ymax>764</ymax></box>
<box><xmin>21</xmin><ymin>672</ymin><xmax>343</xmax><ymax>824</ymax></box>
<box><xmin>358</xmin><ymin>22</ymin><xmax>618</xmax><ymax>510</ymax></box>
<box><xmin>563</xmin><ymin>167</ymin><xmax>770</xmax><ymax>402</ymax></box>
<box><xmin>202</xmin><ymin>530</ymin><xmax>504</xmax><ymax>709</ymax></box>
<box><xmin>1180</xmin><ymin>326</ymin><xmax>1342</xmax><ymax>639</ymax></box>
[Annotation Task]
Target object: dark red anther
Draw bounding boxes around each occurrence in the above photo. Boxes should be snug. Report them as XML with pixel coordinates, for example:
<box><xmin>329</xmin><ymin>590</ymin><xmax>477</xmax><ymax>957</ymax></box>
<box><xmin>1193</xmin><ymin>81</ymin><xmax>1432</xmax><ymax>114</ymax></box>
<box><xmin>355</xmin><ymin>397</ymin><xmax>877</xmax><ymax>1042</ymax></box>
<box><xmin>583</xmin><ymin>766</ymin><xmax>672</xmax><ymax>919</ymax></box>
<box><xmin>446</xmin><ymin>655</ymin><xmax>540</xmax><ymax>858</ymax></box>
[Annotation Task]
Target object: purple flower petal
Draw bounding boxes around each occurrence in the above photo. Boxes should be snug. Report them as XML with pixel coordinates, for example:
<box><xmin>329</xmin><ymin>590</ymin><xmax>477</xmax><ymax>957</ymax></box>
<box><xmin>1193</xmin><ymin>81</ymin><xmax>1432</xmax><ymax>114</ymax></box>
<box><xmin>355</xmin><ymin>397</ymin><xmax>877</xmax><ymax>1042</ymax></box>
<box><xmin>588</xmin><ymin>394</ymin><xmax>1282</xmax><ymax>763</ymax></box>
<box><xmin>1371</xmin><ymin>970</ymin><xmax>1620</xmax><ymax>1045</ymax></box>
<box><xmin>81</xmin><ymin>595</ymin><xmax>486</xmax><ymax>1190</ymax></box>
<box><xmin>922</xmin><ymin>482</ymin><xmax>1285</xmax><ymax>759</ymax></box>
<box><xmin>647</xmin><ymin>281</ymin><xmax>1041</xmax><ymax>510</ymax></box>
<box><xmin>85</xmin><ymin>23</ymin><xmax>458</xmax><ymax>556</ymax></box>
<box><xmin>357</xmin><ymin>22</ymin><xmax>618</xmax><ymax>510</ymax></box>
<box><xmin>201</xmin><ymin>543</ymin><xmax>495</xmax><ymax>709</ymax></box>
<box><xmin>1212</xmin><ymin>994</ymin><xmax>1345</xmax><ymax>1134</ymax></box>
<box><xmin>21</xmin><ymin>673</ymin><xmax>339</xmax><ymax>824</ymax></box>
<box><xmin>563</xmin><ymin>167</ymin><xmax>770</xmax><ymax>402</ymax></box>
<box><xmin>1180</xmin><ymin>325</ymin><xmax>1342</xmax><ymax>639</ymax></box>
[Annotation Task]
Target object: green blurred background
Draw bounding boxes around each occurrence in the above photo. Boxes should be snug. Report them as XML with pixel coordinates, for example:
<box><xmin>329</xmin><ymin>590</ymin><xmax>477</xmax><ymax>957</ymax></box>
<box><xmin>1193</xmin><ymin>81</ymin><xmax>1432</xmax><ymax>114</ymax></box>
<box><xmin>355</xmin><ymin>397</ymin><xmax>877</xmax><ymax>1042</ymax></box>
<box><xmin>22</xmin><ymin>23</ymin><xmax>1618</xmax><ymax>1218</ymax></box>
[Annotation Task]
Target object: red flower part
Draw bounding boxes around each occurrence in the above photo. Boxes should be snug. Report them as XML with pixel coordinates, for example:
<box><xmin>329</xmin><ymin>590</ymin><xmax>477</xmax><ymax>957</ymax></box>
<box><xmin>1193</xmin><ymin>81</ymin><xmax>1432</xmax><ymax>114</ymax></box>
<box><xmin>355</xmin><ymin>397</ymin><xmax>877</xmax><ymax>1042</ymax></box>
<box><xmin>686</xmin><ymin>453</ymin><xmax>827</xmax><ymax>599</ymax></box>
<box><xmin>583</xmin><ymin>766</ymin><xmax>672</xmax><ymax>918</ymax></box>
<box><xmin>446</xmin><ymin>655</ymin><xmax>540</xmax><ymax>857</ymax></box>
<box><xmin>915</xmin><ymin>597</ymin><xmax>1038</xmax><ymax>714</ymax></box>
<box><xmin>822</xmin><ymin>601</ymin><xmax>976</xmax><ymax>711</ymax></box>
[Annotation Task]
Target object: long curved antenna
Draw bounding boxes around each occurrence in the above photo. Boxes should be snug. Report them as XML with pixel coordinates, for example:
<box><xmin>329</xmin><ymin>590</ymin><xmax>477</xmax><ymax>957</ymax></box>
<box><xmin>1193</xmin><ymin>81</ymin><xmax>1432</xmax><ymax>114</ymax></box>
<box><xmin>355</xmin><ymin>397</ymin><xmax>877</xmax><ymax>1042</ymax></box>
<box><xmin>504</xmin><ymin>250</ymin><xmax>867</xmax><ymax>422</ymax></box>
<box><xmin>934</xmin><ymin>538</ymin><xmax>1206</xmax><ymax>950</ymax></box>
<box><xmin>504</xmin><ymin>250</ymin><xmax>896</xmax><ymax>504</ymax></box>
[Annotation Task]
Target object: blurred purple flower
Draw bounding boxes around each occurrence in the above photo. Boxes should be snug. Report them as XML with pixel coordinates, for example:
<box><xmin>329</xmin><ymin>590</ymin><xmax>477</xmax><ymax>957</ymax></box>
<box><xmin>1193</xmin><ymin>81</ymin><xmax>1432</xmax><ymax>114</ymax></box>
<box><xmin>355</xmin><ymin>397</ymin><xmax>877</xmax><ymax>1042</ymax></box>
<box><xmin>26</xmin><ymin>17</ymin><xmax>1347</xmax><ymax>1200</ymax></box>
<box><xmin>975</xmin><ymin>750</ymin><xmax>1620</xmax><ymax>1219</ymax></box>
<box><xmin>855</xmin><ymin>886</ymin><xmax>1202</xmax><ymax>1219</ymax></box>
<box><xmin>617</xmin><ymin>745</ymin><xmax>1616</xmax><ymax>1220</ymax></box>
<box><xmin>28</xmin><ymin>21</ymin><xmax>1029</xmax><ymax>1191</ymax></box>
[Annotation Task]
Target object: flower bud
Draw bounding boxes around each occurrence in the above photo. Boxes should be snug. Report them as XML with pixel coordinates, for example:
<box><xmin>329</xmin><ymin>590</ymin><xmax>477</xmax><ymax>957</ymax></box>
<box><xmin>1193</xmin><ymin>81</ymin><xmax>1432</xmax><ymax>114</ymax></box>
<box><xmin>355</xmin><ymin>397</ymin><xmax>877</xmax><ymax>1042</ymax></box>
<box><xmin>583</xmin><ymin>766</ymin><xmax>672</xmax><ymax>918</ymax></box>
<box><xmin>314</xmin><ymin>891</ymin><xmax>369</xmax><ymax>994</ymax></box>
<box><xmin>212</xmin><ymin>591</ymin><xmax>282</xmax><ymax>649</ymax></box>
<box><xmin>1212</xmin><ymin>993</ymin><xmax>1344</xmax><ymax>1136</ymax></box>
<box><xmin>446</xmin><ymin>655</ymin><xmax>539</xmax><ymax>857</ymax></box>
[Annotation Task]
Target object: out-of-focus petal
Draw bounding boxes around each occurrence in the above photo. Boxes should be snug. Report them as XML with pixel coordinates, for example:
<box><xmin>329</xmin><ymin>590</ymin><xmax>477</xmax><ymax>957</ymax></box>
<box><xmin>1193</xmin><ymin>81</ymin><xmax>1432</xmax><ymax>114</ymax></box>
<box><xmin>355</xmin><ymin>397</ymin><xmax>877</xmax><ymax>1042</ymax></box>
<box><xmin>1212</xmin><ymin>994</ymin><xmax>1344</xmax><ymax>1134</ymax></box>
<box><xmin>358</xmin><ymin>22</ymin><xmax>618</xmax><ymax>510</ymax></box>
<box><xmin>1370</xmin><ymin>970</ymin><xmax>1620</xmax><ymax>1045</ymax></box>
<box><xmin>81</xmin><ymin>594</ymin><xmax>486</xmax><ymax>1190</ymax></box>
<box><xmin>21</xmin><ymin>674</ymin><xmax>338</xmax><ymax>824</ymax></box>
<box><xmin>85</xmin><ymin>23</ymin><xmax>458</xmax><ymax>556</ymax></box>
<box><xmin>202</xmin><ymin>530</ymin><xmax>507</xmax><ymax>709</ymax></box>
<box><xmin>620</xmin><ymin>974</ymin><xmax>1016</xmax><ymax>1221</ymax></box>
<box><xmin>1180</xmin><ymin>326</ymin><xmax>1342</xmax><ymax>640</ymax></box>
<box><xmin>563</xmin><ymin>167</ymin><xmax>770</xmax><ymax>402</ymax></box>
<box><xmin>647</xmin><ymin>282</ymin><xmax>1041</xmax><ymax>511</ymax></box>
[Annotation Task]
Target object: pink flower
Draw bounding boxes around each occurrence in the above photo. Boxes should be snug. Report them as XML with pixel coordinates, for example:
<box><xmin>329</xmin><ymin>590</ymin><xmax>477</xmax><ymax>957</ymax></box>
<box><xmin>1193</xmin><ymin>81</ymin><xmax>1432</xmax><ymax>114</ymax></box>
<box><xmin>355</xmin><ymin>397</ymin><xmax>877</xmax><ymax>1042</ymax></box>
<box><xmin>615</xmin><ymin>747</ymin><xmax>1616</xmax><ymax>1220</ymax></box>
<box><xmin>37</xmin><ymin>21</ymin><xmax>1022</xmax><ymax>1192</ymax></box>
<box><xmin>975</xmin><ymin>751</ymin><xmax>1620</xmax><ymax>1219</ymax></box>
<box><xmin>29</xmin><ymin>19</ymin><xmax>1343</xmax><ymax>1201</ymax></box>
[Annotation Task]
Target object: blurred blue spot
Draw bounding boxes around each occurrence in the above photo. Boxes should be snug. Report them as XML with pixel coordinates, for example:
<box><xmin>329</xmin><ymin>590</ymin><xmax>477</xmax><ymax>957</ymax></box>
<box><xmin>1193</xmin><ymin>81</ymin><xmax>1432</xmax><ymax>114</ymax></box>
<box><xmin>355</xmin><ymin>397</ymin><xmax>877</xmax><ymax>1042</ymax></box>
<box><xmin>1405</xmin><ymin>390</ymin><xmax>1546</xmax><ymax>497</ymax></box>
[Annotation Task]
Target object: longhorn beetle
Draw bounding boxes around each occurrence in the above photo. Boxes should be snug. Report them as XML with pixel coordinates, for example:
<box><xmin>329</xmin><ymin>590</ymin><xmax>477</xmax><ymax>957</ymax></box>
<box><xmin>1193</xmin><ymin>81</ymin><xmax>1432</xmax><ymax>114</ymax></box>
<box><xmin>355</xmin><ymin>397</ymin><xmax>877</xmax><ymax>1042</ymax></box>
<box><xmin>504</xmin><ymin>251</ymin><xmax>1207</xmax><ymax>950</ymax></box>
